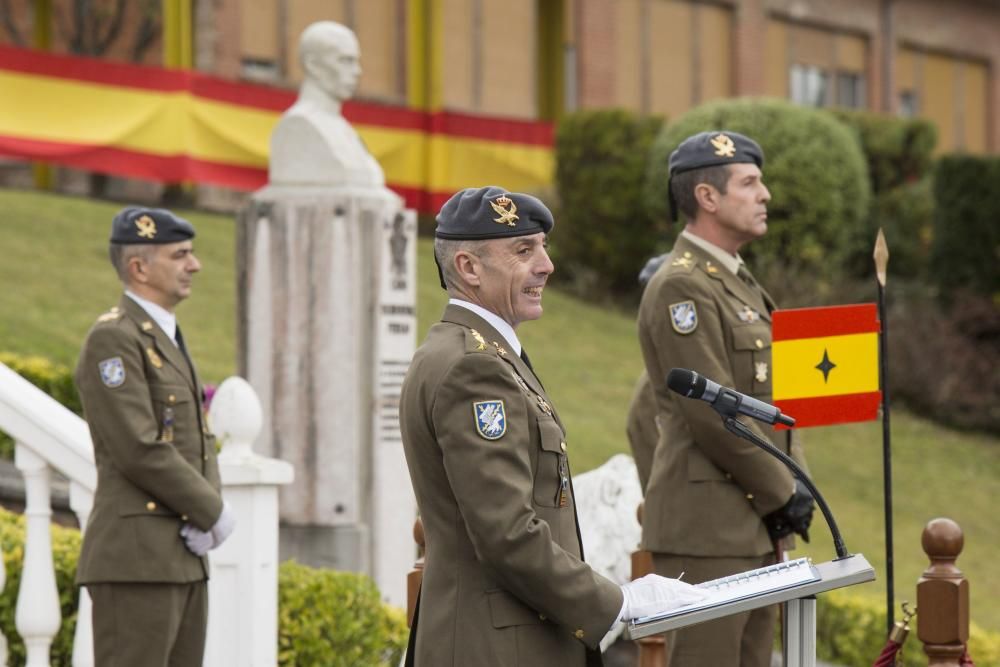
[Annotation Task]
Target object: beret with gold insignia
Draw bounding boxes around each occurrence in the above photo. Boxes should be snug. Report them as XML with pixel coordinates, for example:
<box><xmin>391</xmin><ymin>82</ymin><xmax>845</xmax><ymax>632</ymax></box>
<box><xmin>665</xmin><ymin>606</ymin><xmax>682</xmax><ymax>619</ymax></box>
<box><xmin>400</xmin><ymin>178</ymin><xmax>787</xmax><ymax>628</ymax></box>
<box><xmin>666</xmin><ymin>130</ymin><xmax>764</xmax><ymax>222</ymax></box>
<box><xmin>435</xmin><ymin>186</ymin><xmax>554</xmax><ymax>240</ymax></box>
<box><xmin>109</xmin><ymin>206</ymin><xmax>196</xmax><ymax>245</ymax></box>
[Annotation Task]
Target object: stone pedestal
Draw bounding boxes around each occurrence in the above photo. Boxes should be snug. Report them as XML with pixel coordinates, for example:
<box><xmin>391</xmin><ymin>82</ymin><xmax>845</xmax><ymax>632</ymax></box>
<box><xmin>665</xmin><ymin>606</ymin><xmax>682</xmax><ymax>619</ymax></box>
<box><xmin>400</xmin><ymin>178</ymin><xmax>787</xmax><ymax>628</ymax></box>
<box><xmin>236</xmin><ymin>184</ymin><xmax>417</xmax><ymax>606</ymax></box>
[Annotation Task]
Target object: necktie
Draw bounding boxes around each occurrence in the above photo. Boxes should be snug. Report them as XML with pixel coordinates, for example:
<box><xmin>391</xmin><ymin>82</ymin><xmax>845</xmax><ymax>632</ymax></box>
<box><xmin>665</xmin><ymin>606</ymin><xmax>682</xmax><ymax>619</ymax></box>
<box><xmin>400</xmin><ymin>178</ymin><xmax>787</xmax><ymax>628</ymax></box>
<box><xmin>519</xmin><ymin>348</ymin><xmax>535</xmax><ymax>373</ymax></box>
<box><xmin>737</xmin><ymin>264</ymin><xmax>758</xmax><ymax>289</ymax></box>
<box><xmin>174</xmin><ymin>324</ymin><xmax>191</xmax><ymax>362</ymax></box>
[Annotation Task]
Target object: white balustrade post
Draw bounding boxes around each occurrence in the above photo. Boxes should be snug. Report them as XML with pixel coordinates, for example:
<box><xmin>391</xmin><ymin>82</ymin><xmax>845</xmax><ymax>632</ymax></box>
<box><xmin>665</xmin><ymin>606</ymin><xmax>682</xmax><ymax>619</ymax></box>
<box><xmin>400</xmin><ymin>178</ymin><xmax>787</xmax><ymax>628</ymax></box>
<box><xmin>15</xmin><ymin>443</ymin><xmax>61</xmax><ymax>667</ymax></box>
<box><xmin>69</xmin><ymin>481</ymin><xmax>94</xmax><ymax>667</ymax></box>
<box><xmin>203</xmin><ymin>377</ymin><xmax>294</xmax><ymax>667</ymax></box>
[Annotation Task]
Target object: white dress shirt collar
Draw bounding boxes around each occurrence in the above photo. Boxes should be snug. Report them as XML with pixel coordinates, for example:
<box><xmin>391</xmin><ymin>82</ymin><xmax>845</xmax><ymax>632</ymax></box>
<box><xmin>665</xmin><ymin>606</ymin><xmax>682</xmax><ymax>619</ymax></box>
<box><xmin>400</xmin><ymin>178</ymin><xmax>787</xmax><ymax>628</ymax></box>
<box><xmin>125</xmin><ymin>291</ymin><xmax>179</xmax><ymax>346</ymax></box>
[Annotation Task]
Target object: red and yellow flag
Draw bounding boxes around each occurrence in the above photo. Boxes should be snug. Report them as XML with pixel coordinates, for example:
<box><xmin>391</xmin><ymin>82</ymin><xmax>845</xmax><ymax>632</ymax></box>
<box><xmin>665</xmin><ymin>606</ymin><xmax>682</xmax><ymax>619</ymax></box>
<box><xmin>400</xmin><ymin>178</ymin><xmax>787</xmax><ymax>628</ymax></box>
<box><xmin>772</xmin><ymin>304</ymin><xmax>881</xmax><ymax>429</ymax></box>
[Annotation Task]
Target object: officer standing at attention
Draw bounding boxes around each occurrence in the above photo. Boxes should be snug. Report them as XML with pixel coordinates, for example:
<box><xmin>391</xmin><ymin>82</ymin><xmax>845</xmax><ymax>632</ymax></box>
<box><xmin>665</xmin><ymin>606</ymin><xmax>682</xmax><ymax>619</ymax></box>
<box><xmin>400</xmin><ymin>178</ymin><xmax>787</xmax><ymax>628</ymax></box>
<box><xmin>400</xmin><ymin>186</ymin><xmax>705</xmax><ymax>667</ymax></box>
<box><xmin>75</xmin><ymin>207</ymin><xmax>236</xmax><ymax>666</ymax></box>
<box><xmin>637</xmin><ymin>132</ymin><xmax>814</xmax><ymax>666</ymax></box>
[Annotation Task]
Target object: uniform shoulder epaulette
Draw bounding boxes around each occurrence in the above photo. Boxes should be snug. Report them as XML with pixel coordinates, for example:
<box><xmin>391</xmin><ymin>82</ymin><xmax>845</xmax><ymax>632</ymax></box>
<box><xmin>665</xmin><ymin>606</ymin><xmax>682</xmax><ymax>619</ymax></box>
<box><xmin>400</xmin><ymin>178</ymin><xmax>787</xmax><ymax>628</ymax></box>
<box><xmin>665</xmin><ymin>250</ymin><xmax>698</xmax><ymax>274</ymax></box>
<box><xmin>96</xmin><ymin>306</ymin><xmax>123</xmax><ymax>323</ymax></box>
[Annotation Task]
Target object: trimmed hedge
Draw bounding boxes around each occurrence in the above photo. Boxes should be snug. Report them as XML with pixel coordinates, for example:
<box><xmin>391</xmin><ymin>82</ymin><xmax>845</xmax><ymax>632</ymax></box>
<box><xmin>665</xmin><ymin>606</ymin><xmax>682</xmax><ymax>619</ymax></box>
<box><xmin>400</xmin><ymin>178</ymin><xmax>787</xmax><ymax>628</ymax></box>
<box><xmin>644</xmin><ymin>98</ymin><xmax>870</xmax><ymax>285</ymax></box>
<box><xmin>0</xmin><ymin>353</ymin><xmax>81</xmax><ymax>460</ymax></box>
<box><xmin>828</xmin><ymin>109</ymin><xmax>937</xmax><ymax>194</ymax></box>
<box><xmin>931</xmin><ymin>155</ymin><xmax>1000</xmax><ymax>298</ymax></box>
<box><xmin>0</xmin><ymin>507</ymin><xmax>407</xmax><ymax>666</ymax></box>
<box><xmin>554</xmin><ymin>108</ymin><xmax>666</xmax><ymax>294</ymax></box>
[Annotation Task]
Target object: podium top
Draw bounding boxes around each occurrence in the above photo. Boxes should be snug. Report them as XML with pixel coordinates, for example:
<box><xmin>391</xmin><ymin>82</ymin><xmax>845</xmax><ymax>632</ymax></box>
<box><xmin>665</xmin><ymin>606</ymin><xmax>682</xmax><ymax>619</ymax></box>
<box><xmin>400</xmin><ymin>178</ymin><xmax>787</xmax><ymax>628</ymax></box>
<box><xmin>626</xmin><ymin>553</ymin><xmax>876</xmax><ymax>640</ymax></box>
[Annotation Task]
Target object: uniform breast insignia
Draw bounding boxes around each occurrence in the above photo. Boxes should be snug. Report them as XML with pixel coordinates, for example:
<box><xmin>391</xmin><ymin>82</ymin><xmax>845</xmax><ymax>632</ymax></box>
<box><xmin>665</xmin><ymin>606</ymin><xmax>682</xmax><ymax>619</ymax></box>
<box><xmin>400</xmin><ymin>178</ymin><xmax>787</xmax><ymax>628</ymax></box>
<box><xmin>161</xmin><ymin>406</ymin><xmax>175</xmax><ymax>443</ymax></box>
<box><xmin>738</xmin><ymin>305</ymin><xmax>760</xmax><ymax>323</ymax></box>
<box><xmin>489</xmin><ymin>194</ymin><xmax>519</xmax><ymax>227</ymax></box>
<box><xmin>710</xmin><ymin>133</ymin><xmax>736</xmax><ymax>157</ymax></box>
<box><xmin>469</xmin><ymin>328</ymin><xmax>488</xmax><ymax>351</ymax></box>
<box><xmin>146</xmin><ymin>347</ymin><xmax>163</xmax><ymax>369</ymax></box>
<box><xmin>492</xmin><ymin>341</ymin><xmax>508</xmax><ymax>356</ymax></box>
<box><xmin>474</xmin><ymin>400</ymin><xmax>507</xmax><ymax>440</ymax></box>
<box><xmin>511</xmin><ymin>370</ymin><xmax>531</xmax><ymax>394</ymax></box>
<box><xmin>98</xmin><ymin>357</ymin><xmax>125</xmax><ymax>388</ymax></box>
<box><xmin>141</xmin><ymin>321</ymin><xmax>154</xmax><ymax>332</ymax></box>
<box><xmin>705</xmin><ymin>261</ymin><xmax>719</xmax><ymax>274</ymax></box>
<box><xmin>755</xmin><ymin>362</ymin><xmax>768</xmax><ymax>383</ymax></box>
<box><xmin>669</xmin><ymin>301</ymin><xmax>698</xmax><ymax>334</ymax></box>
<box><xmin>536</xmin><ymin>396</ymin><xmax>553</xmax><ymax>416</ymax></box>
<box><xmin>135</xmin><ymin>214</ymin><xmax>157</xmax><ymax>239</ymax></box>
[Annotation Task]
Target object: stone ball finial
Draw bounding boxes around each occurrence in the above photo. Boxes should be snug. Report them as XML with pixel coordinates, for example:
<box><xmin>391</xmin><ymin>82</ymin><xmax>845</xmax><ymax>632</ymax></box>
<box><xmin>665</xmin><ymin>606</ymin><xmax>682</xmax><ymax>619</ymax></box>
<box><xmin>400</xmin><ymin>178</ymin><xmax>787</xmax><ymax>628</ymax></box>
<box><xmin>208</xmin><ymin>376</ymin><xmax>263</xmax><ymax>460</ymax></box>
<box><xmin>922</xmin><ymin>517</ymin><xmax>964</xmax><ymax>561</ymax></box>
<box><xmin>413</xmin><ymin>516</ymin><xmax>425</xmax><ymax>549</ymax></box>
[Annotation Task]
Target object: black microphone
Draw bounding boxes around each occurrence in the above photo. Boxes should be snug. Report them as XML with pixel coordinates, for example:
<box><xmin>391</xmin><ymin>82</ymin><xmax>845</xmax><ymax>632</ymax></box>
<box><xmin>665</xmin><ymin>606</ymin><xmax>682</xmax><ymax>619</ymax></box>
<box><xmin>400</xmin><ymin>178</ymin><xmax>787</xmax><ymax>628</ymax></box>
<box><xmin>666</xmin><ymin>368</ymin><xmax>795</xmax><ymax>428</ymax></box>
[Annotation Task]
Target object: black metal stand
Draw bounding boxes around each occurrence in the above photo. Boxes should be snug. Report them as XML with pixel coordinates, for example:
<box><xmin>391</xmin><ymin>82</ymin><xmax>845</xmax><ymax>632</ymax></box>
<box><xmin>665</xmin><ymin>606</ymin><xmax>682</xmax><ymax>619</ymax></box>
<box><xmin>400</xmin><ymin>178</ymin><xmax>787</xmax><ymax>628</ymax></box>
<box><xmin>722</xmin><ymin>416</ymin><xmax>851</xmax><ymax>560</ymax></box>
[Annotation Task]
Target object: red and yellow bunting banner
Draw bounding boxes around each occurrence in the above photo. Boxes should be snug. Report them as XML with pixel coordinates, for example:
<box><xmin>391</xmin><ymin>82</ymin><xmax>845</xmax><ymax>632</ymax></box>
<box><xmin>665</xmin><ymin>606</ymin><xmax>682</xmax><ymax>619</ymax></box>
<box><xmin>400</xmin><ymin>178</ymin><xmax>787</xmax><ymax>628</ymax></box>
<box><xmin>0</xmin><ymin>45</ymin><xmax>553</xmax><ymax>213</ymax></box>
<box><xmin>772</xmin><ymin>303</ymin><xmax>881</xmax><ymax>429</ymax></box>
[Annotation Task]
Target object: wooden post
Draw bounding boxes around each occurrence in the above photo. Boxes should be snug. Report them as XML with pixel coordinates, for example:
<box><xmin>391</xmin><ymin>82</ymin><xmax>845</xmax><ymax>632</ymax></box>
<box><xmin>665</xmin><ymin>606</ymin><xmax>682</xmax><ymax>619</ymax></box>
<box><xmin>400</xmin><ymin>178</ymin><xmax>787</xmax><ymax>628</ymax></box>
<box><xmin>407</xmin><ymin>516</ymin><xmax>425</xmax><ymax>627</ymax></box>
<box><xmin>632</xmin><ymin>502</ymin><xmax>667</xmax><ymax>667</ymax></box>
<box><xmin>917</xmin><ymin>518</ymin><xmax>969</xmax><ymax>666</ymax></box>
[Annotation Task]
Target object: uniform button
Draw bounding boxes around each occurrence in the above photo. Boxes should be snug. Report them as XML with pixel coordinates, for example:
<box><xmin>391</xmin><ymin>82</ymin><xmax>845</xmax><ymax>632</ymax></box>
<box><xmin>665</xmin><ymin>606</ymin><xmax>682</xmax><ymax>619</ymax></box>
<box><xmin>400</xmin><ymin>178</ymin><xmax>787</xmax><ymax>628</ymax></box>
<box><xmin>539</xmin><ymin>613</ymin><xmax>547</xmax><ymax>621</ymax></box>
<box><xmin>560</xmin><ymin>441</ymin><xmax>567</xmax><ymax>452</ymax></box>
<box><xmin>683</xmin><ymin>251</ymin><xmax>692</xmax><ymax>258</ymax></box>
<box><xmin>181</xmin><ymin>514</ymin><xmax>189</xmax><ymax>521</ymax></box>
<box><xmin>755</xmin><ymin>339</ymin><xmax>764</xmax><ymax>349</ymax></box>
<box><xmin>204</xmin><ymin>454</ymin><xmax>209</xmax><ymax>461</ymax></box>
<box><xmin>725</xmin><ymin>472</ymin><xmax>733</xmax><ymax>480</ymax></box>
<box><xmin>574</xmin><ymin>629</ymin><xmax>585</xmax><ymax>639</ymax></box>
<box><xmin>146</xmin><ymin>501</ymin><xmax>157</xmax><ymax>511</ymax></box>
<box><xmin>745</xmin><ymin>493</ymin><xmax>754</xmax><ymax>501</ymax></box>
<box><xmin>168</xmin><ymin>394</ymin><xmax>176</xmax><ymax>403</ymax></box>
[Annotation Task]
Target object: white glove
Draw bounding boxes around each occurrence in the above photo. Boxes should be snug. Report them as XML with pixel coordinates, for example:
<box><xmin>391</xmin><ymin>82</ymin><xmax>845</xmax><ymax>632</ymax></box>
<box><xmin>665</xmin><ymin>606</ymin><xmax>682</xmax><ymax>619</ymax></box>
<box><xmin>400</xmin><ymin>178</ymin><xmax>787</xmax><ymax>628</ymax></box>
<box><xmin>619</xmin><ymin>574</ymin><xmax>708</xmax><ymax>621</ymax></box>
<box><xmin>180</xmin><ymin>501</ymin><xmax>236</xmax><ymax>556</ymax></box>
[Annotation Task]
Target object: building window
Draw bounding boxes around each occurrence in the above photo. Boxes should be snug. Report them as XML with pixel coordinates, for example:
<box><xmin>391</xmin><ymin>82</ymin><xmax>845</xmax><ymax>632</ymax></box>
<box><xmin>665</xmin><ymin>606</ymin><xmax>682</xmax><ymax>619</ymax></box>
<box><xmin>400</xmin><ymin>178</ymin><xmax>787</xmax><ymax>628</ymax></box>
<box><xmin>790</xmin><ymin>64</ymin><xmax>828</xmax><ymax>107</ymax></box>
<box><xmin>836</xmin><ymin>72</ymin><xmax>866</xmax><ymax>108</ymax></box>
<box><xmin>898</xmin><ymin>90</ymin><xmax>919</xmax><ymax>118</ymax></box>
<box><xmin>241</xmin><ymin>58</ymin><xmax>281</xmax><ymax>84</ymax></box>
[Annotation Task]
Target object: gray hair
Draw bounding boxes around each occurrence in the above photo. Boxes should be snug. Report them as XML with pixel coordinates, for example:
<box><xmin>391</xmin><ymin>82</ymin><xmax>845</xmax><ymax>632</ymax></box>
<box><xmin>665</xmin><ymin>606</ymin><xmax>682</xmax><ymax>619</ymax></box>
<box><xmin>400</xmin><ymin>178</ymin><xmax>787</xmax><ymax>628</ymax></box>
<box><xmin>433</xmin><ymin>237</ymin><xmax>490</xmax><ymax>290</ymax></box>
<box><xmin>671</xmin><ymin>164</ymin><xmax>731</xmax><ymax>222</ymax></box>
<box><xmin>108</xmin><ymin>243</ymin><xmax>155</xmax><ymax>283</ymax></box>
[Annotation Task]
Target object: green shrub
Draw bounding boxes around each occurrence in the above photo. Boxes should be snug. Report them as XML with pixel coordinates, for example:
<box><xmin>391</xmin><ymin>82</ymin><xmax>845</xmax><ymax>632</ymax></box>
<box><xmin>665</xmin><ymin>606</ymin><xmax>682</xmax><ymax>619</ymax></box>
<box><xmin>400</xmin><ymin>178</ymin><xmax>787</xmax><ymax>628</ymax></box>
<box><xmin>0</xmin><ymin>353</ymin><xmax>81</xmax><ymax>460</ymax></box>
<box><xmin>816</xmin><ymin>588</ymin><xmax>1000</xmax><ymax>667</ymax></box>
<box><xmin>828</xmin><ymin>109</ymin><xmax>937</xmax><ymax>194</ymax></box>
<box><xmin>277</xmin><ymin>560</ymin><xmax>407</xmax><ymax>666</ymax></box>
<box><xmin>865</xmin><ymin>177</ymin><xmax>935</xmax><ymax>279</ymax></box>
<box><xmin>0</xmin><ymin>507</ymin><xmax>407</xmax><ymax>665</ymax></box>
<box><xmin>554</xmin><ymin>108</ymin><xmax>666</xmax><ymax>294</ymax></box>
<box><xmin>930</xmin><ymin>155</ymin><xmax>1000</xmax><ymax>299</ymax></box>
<box><xmin>644</xmin><ymin>98</ymin><xmax>870</xmax><ymax>285</ymax></box>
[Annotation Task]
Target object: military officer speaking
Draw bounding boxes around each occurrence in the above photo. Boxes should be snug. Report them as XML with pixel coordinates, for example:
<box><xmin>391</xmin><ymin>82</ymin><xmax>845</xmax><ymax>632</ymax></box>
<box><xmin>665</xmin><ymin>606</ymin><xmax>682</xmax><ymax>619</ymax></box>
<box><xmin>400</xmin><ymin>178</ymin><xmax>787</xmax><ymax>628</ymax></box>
<box><xmin>75</xmin><ymin>207</ymin><xmax>235</xmax><ymax>666</ymax></box>
<box><xmin>400</xmin><ymin>186</ymin><xmax>705</xmax><ymax>666</ymax></box>
<box><xmin>637</xmin><ymin>132</ymin><xmax>815</xmax><ymax>666</ymax></box>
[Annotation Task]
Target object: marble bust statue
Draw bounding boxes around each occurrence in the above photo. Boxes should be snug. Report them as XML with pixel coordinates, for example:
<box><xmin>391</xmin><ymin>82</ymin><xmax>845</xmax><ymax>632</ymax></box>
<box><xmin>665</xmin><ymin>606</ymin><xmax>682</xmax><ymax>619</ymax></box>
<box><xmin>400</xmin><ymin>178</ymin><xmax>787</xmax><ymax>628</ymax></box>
<box><xmin>269</xmin><ymin>21</ymin><xmax>385</xmax><ymax>187</ymax></box>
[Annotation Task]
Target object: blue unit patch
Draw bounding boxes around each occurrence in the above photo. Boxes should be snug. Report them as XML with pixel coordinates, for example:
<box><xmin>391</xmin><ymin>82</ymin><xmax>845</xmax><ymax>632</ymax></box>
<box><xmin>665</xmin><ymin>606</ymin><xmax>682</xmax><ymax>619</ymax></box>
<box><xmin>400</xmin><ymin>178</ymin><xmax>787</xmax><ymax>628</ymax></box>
<box><xmin>669</xmin><ymin>300</ymin><xmax>698</xmax><ymax>334</ymax></box>
<box><xmin>474</xmin><ymin>400</ymin><xmax>507</xmax><ymax>440</ymax></box>
<box><xmin>98</xmin><ymin>356</ymin><xmax>126</xmax><ymax>388</ymax></box>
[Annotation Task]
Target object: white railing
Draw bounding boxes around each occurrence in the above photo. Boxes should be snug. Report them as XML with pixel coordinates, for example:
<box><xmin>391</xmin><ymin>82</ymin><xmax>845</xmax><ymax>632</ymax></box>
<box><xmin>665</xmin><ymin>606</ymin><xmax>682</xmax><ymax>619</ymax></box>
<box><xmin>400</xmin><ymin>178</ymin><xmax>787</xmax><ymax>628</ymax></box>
<box><xmin>0</xmin><ymin>363</ymin><xmax>292</xmax><ymax>667</ymax></box>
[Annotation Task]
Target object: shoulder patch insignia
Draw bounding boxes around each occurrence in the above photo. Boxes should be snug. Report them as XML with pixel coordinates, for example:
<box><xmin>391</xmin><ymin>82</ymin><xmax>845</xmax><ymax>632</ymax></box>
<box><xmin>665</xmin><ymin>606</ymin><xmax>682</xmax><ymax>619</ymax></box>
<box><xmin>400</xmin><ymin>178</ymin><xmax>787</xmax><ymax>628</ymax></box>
<box><xmin>474</xmin><ymin>400</ymin><xmax>506</xmax><ymax>440</ymax></box>
<box><xmin>98</xmin><ymin>357</ymin><xmax>126</xmax><ymax>388</ymax></box>
<box><xmin>669</xmin><ymin>301</ymin><xmax>698</xmax><ymax>334</ymax></box>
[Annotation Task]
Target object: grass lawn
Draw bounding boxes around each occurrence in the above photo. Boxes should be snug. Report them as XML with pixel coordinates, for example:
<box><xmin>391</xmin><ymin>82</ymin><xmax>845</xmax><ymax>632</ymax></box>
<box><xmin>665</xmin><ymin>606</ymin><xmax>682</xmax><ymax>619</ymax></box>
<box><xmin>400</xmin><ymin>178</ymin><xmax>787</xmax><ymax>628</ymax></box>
<box><xmin>1</xmin><ymin>187</ymin><xmax>998</xmax><ymax>631</ymax></box>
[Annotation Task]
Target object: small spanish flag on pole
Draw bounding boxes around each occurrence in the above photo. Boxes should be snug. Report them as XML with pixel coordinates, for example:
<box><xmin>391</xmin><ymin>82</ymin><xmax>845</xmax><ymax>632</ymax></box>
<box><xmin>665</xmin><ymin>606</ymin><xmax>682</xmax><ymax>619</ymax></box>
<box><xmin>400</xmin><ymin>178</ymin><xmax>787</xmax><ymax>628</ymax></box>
<box><xmin>772</xmin><ymin>303</ymin><xmax>881</xmax><ymax>429</ymax></box>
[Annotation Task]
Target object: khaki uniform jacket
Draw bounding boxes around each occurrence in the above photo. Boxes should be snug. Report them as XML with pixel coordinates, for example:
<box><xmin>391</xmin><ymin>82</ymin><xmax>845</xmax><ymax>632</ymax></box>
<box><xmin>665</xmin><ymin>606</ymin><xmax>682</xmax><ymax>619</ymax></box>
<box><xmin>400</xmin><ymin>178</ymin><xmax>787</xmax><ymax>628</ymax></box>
<box><xmin>637</xmin><ymin>235</ymin><xmax>807</xmax><ymax>557</ymax></box>
<box><xmin>75</xmin><ymin>295</ymin><xmax>223</xmax><ymax>584</ymax></box>
<box><xmin>626</xmin><ymin>372</ymin><xmax>658</xmax><ymax>494</ymax></box>
<box><xmin>400</xmin><ymin>305</ymin><xmax>623</xmax><ymax>667</ymax></box>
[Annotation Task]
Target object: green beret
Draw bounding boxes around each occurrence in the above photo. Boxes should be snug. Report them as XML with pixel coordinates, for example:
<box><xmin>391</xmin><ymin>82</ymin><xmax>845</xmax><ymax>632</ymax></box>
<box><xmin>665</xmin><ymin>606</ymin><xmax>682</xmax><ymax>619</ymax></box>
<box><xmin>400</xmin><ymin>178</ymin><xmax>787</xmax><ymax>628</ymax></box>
<box><xmin>435</xmin><ymin>186</ymin><xmax>554</xmax><ymax>240</ymax></box>
<box><xmin>109</xmin><ymin>207</ymin><xmax>195</xmax><ymax>245</ymax></box>
<box><xmin>669</xmin><ymin>130</ymin><xmax>764</xmax><ymax>176</ymax></box>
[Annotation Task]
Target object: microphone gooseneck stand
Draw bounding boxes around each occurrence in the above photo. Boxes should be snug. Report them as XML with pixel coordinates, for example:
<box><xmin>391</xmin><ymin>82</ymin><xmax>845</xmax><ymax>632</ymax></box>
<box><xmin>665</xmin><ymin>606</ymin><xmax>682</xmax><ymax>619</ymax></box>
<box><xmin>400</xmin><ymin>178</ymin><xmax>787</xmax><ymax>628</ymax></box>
<box><xmin>722</xmin><ymin>416</ymin><xmax>851</xmax><ymax>560</ymax></box>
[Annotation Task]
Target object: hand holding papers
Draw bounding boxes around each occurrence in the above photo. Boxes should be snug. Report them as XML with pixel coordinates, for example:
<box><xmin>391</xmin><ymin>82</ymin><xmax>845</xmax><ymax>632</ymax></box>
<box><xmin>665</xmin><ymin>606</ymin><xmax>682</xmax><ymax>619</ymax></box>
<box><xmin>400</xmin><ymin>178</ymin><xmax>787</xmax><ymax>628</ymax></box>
<box><xmin>619</xmin><ymin>574</ymin><xmax>709</xmax><ymax>621</ymax></box>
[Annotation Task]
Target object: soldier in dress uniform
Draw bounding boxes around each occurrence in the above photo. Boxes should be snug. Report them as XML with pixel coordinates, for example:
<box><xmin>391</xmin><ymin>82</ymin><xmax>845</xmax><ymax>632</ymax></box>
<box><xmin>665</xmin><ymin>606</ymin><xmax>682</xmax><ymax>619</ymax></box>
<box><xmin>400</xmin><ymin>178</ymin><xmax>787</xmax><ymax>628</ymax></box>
<box><xmin>399</xmin><ymin>186</ymin><xmax>705</xmax><ymax>667</ymax></box>
<box><xmin>75</xmin><ymin>207</ymin><xmax>236</xmax><ymax>667</ymax></box>
<box><xmin>637</xmin><ymin>132</ymin><xmax>815</xmax><ymax>666</ymax></box>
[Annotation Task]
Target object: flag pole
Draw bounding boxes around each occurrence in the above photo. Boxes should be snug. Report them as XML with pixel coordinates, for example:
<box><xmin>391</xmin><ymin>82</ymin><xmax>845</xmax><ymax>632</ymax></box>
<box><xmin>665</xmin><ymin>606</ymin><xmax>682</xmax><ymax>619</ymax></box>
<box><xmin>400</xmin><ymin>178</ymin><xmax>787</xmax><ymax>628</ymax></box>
<box><xmin>873</xmin><ymin>229</ymin><xmax>894</xmax><ymax>635</ymax></box>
